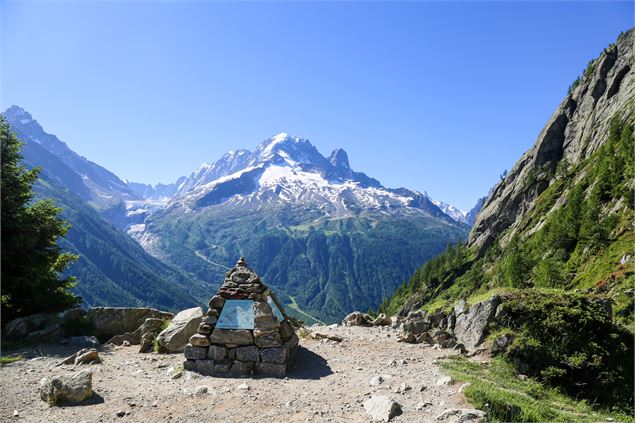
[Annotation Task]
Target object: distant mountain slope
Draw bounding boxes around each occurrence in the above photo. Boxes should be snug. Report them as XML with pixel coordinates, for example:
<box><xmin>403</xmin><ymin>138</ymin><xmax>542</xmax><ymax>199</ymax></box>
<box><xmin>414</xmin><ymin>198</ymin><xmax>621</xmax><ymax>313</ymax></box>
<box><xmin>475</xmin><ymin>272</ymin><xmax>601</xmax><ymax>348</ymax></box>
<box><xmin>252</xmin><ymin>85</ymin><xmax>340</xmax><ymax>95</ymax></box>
<box><xmin>3</xmin><ymin>109</ymin><xmax>210</xmax><ymax>312</ymax></box>
<box><xmin>135</xmin><ymin>133</ymin><xmax>469</xmax><ymax>322</ymax></box>
<box><xmin>4</xmin><ymin>106</ymin><xmax>139</xmax><ymax>210</ymax></box>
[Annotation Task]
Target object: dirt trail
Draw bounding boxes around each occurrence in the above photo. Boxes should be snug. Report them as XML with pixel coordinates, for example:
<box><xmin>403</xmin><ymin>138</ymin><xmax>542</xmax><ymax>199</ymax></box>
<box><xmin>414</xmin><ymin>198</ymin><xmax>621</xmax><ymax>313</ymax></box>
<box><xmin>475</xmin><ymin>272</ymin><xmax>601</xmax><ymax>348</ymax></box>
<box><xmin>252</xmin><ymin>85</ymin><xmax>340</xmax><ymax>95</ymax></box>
<box><xmin>0</xmin><ymin>325</ymin><xmax>468</xmax><ymax>422</ymax></box>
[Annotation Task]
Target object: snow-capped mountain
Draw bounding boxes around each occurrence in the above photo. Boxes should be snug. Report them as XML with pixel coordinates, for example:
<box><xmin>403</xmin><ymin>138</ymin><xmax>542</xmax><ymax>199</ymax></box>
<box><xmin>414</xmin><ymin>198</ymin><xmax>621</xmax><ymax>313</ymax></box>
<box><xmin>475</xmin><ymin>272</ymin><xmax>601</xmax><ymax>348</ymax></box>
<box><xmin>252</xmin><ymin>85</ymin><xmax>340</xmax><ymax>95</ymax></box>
<box><xmin>431</xmin><ymin>200</ymin><xmax>468</xmax><ymax>224</ymax></box>
<box><xmin>144</xmin><ymin>133</ymin><xmax>451</xmax><ymax>223</ymax></box>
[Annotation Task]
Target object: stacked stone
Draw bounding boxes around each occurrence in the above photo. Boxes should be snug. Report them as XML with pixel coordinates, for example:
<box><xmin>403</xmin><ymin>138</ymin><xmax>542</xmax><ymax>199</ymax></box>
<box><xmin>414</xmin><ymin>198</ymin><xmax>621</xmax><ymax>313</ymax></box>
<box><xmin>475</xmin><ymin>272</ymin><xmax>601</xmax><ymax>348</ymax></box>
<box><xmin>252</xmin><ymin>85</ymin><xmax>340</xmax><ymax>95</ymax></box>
<box><xmin>183</xmin><ymin>257</ymin><xmax>299</xmax><ymax>377</ymax></box>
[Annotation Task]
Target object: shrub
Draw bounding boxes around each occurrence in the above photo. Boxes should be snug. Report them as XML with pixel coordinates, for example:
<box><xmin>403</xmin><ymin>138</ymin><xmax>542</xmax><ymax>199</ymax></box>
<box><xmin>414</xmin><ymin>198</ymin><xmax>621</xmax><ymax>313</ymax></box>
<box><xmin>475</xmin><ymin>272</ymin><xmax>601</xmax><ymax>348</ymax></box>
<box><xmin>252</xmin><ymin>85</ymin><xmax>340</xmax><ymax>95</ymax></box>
<box><xmin>495</xmin><ymin>290</ymin><xmax>633</xmax><ymax>410</ymax></box>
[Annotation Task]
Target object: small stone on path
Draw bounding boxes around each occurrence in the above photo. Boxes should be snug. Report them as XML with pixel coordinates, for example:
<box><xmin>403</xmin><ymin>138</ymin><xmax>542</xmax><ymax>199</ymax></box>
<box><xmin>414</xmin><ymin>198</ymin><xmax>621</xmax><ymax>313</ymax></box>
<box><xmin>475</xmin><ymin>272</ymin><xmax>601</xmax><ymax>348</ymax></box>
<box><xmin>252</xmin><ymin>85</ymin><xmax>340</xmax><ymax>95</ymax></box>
<box><xmin>363</xmin><ymin>395</ymin><xmax>402</xmax><ymax>422</ymax></box>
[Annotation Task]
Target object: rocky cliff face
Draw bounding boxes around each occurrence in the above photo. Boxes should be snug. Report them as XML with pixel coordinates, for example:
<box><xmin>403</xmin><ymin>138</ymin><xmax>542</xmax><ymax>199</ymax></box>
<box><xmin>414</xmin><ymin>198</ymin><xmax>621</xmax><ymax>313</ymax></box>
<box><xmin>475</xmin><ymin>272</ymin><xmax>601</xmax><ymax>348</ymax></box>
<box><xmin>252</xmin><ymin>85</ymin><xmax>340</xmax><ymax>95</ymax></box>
<box><xmin>469</xmin><ymin>29</ymin><xmax>634</xmax><ymax>252</ymax></box>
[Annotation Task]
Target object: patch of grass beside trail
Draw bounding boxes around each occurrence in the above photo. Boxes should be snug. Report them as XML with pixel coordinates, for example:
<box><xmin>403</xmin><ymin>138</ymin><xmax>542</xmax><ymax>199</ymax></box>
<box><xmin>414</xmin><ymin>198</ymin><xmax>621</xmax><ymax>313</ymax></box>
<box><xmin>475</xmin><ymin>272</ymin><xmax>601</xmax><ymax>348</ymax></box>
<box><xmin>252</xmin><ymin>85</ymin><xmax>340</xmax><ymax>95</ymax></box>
<box><xmin>0</xmin><ymin>355</ymin><xmax>24</xmax><ymax>366</ymax></box>
<box><xmin>441</xmin><ymin>356</ymin><xmax>632</xmax><ymax>423</ymax></box>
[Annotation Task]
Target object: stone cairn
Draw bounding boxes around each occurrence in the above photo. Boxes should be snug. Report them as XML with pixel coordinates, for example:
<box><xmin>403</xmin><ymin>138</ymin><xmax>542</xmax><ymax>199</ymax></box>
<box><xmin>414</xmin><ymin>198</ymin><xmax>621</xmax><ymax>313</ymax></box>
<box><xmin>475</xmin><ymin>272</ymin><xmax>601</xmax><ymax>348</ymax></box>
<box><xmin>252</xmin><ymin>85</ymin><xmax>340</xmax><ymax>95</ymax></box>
<box><xmin>183</xmin><ymin>257</ymin><xmax>299</xmax><ymax>377</ymax></box>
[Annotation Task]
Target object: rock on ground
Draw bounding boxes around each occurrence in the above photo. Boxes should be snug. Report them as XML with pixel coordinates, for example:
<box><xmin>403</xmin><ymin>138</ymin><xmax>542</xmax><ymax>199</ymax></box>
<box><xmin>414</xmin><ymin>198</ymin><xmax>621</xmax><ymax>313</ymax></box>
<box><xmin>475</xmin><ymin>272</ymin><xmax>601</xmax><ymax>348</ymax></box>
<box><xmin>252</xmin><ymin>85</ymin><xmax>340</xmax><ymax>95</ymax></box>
<box><xmin>435</xmin><ymin>408</ymin><xmax>487</xmax><ymax>422</ymax></box>
<box><xmin>39</xmin><ymin>370</ymin><xmax>93</xmax><ymax>405</ymax></box>
<box><xmin>157</xmin><ymin>307</ymin><xmax>203</xmax><ymax>352</ymax></box>
<box><xmin>342</xmin><ymin>311</ymin><xmax>373</xmax><ymax>327</ymax></box>
<box><xmin>363</xmin><ymin>395</ymin><xmax>402</xmax><ymax>422</ymax></box>
<box><xmin>88</xmin><ymin>307</ymin><xmax>173</xmax><ymax>339</ymax></box>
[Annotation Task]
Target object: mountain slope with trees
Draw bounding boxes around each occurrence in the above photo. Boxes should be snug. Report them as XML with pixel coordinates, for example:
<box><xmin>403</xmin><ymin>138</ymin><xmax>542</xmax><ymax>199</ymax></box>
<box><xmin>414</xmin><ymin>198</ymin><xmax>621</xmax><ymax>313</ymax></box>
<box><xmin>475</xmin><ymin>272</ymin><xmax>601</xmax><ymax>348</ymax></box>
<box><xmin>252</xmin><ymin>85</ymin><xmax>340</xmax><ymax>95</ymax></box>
<box><xmin>381</xmin><ymin>28</ymin><xmax>634</xmax><ymax>416</ymax></box>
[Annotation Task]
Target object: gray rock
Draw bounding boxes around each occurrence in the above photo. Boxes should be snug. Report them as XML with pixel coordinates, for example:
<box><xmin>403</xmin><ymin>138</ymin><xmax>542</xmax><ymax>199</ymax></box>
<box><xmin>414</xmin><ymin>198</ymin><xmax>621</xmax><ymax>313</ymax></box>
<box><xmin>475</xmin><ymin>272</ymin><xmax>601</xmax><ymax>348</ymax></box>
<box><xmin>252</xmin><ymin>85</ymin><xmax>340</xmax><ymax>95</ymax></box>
<box><xmin>39</xmin><ymin>370</ymin><xmax>93</xmax><ymax>405</ymax></box>
<box><xmin>209</xmin><ymin>329</ymin><xmax>254</xmax><ymax>346</ymax></box>
<box><xmin>370</xmin><ymin>375</ymin><xmax>385</xmax><ymax>386</ymax></box>
<box><xmin>195</xmin><ymin>359</ymin><xmax>215</xmax><ymax>376</ymax></box>
<box><xmin>372</xmin><ymin>313</ymin><xmax>392</xmax><ymax>326</ymax></box>
<box><xmin>189</xmin><ymin>333</ymin><xmax>211</xmax><ymax>347</ymax></box>
<box><xmin>435</xmin><ymin>408</ymin><xmax>487</xmax><ymax>422</ymax></box>
<box><xmin>453</xmin><ymin>296</ymin><xmax>500</xmax><ymax>349</ymax></box>
<box><xmin>207</xmin><ymin>345</ymin><xmax>227</xmax><ymax>361</ymax></box>
<box><xmin>156</xmin><ymin>307</ymin><xmax>203</xmax><ymax>352</ymax></box>
<box><xmin>5</xmin><ymin>314</ymin><xmax>59</xmax><ymax>339</ymax></box>
<box><xmin>363</xmin><ymin>395</ymin><xmax>402</xmax><ymax>422</ymax></box>
<box><xmin>184</xmin><ymin>344</ymin><xmax>208</xmax><ymax>360</ymax></box>
<box><xmin>342</xmin><ymin>311</ymin><xmax>373</xmax><ymax>327</ymax></box>
<box><xmin>88</xmin><ymin>307</ymin><xmax>172</xmax><ymax>339</ymax></box>
<box><xmin>213</xmin><ymin>361</ymin><xmax>231</xmax><ymax>374</ymax></box>
<box><xmin>59</xmin><ymin>348</ymin><xmax>101</xmax><ymax>366</ymax></box>
<box><xmin>183</xmin><ymin>359</ymin><xmax>196</xmax><ymax>371</ymax></box>
<box><xmin>208</xmin><ymin>295</ymin><xmax>225</xmax><ymax>310</ymax></box>
<box><xmin>194</xmin><ymin>386</ymin><xmax>208</xmax><ymax>395</ymax></box>
<box><xmin>260</xmin><ymin>347</ymin><xmax>286</xmax><ymax>364</ymax></box>
<box><xmin>256</xmin><ymin>362</ymin><xmax>287</xmax><ymax>378</ymax></box>
<box><xmin>253</xmin><ymin>329</ymin><xmax>281</xmax><ymax>348</ymax></box>
<box><xmin>436</xmin><ymin>376</ymin><xmax>453</xmax><ymax>386</ymax></box>
<box><xmin>229</xmin><ymin>360</ymin><xmax>253</xmax><ymax>376</ymax></box>
<box><xmin>235</xmin><ymin>345</ymin><xmax>259</xmax><ymax>362</ymax></box>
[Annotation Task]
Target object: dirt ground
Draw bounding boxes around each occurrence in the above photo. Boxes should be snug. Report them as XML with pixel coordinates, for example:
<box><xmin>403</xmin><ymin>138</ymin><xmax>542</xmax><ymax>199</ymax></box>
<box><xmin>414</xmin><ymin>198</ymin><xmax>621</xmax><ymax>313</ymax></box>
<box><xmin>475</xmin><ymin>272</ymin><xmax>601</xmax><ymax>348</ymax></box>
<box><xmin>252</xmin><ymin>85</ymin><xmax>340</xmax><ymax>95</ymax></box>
<box><xmin>0</xmin><ymin>325</ymin><xmax>469</xmax><ymax>422</ymax></box>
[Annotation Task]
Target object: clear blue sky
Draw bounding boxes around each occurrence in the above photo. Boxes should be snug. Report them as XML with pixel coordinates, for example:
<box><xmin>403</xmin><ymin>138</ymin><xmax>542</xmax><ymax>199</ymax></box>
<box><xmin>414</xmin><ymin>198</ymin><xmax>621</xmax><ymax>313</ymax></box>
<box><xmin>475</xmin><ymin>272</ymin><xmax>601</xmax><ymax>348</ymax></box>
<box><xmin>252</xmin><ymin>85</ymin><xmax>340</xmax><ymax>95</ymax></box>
<box><xmin>2</xmin><ymin>1</ymin><xmax>632</xmax><ymax>210</ymax></box>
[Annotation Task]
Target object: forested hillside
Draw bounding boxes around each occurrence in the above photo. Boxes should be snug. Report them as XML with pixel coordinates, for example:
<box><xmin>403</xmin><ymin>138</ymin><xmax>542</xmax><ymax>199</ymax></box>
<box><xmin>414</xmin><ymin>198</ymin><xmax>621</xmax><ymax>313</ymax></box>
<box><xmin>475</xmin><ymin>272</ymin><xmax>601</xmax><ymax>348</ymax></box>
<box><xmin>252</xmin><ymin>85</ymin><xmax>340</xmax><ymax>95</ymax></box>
<box><xmin>380</xmin><ymin>28</ymin><xmax>634</xmax><ymax>417</ymax></box>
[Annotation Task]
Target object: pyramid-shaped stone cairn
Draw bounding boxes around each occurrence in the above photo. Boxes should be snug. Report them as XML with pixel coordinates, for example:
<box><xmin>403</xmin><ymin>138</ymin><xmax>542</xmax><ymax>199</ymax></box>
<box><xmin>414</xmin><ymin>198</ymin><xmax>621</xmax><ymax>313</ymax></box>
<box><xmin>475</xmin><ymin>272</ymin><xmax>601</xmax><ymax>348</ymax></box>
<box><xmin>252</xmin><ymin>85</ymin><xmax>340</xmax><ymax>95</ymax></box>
<box><xmin>183</xmin><ymin>257</ymin><xmax>299</xmax><ymax>377</ymax></box>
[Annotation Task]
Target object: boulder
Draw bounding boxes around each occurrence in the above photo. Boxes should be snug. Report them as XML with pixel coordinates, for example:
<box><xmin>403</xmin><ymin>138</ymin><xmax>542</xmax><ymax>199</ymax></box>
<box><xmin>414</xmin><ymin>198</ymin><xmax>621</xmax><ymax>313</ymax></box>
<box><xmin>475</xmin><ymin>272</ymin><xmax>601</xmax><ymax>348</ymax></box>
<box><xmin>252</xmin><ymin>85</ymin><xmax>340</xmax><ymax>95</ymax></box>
<box><xmin>342</xmin><ymin>311</ymin><xmax>373</xmax><ymax>327</ymax></box>
<box><xmin>372</xmin><ymin>313</ymin><xmax>392</xmax><ymax>326</ymax></box>
<box><xmin>4</xmin><ymin>314</ymin><xmax>55</xmax><ymax>339</ymax></box>
<box><xmin>59</xmin><ymin>348</ymin><xmax>101</xmax><ymax>366</ymax></box>
<box><xmin>39</xmin><ymin>370</ymin><xmax>93</xmax><ymax>405</ymax></box>
<box><xmin>453</xmin><ymin>296</ymin><xmax>500</xmax><ymax>349</ymax></box>
<box><xmin>106</xmin><ymin>317</ymin><xmax>166</xmax><ymax>346</ymax></box>
<box><xmin>435</xmin><ymin>408</ymin><xmax>487</xmax><ymax>422</ymax></box>
<box><xmin>156</xmin><ymin>307</ymin><xmax>203</xmax><ymax>353</ymax></box>
<box><xmin>363</xmin><ymin>395</ymin><xmax>402</xmax><ymax>422</ymax></box>
<box><xmin>88</xmin><ymin>307</ymin><xmax>172</xmax><ymax>339</ymax></box>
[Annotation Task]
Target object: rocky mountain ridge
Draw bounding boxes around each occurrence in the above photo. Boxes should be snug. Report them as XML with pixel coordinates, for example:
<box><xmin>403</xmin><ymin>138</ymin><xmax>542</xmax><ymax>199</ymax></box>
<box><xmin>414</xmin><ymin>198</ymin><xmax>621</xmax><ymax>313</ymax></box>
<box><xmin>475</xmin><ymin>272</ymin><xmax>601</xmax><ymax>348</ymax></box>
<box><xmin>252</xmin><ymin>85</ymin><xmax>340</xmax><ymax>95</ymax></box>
<box><xmin>469</xmin><ymin>29</ymin><xmax>634</xmax><ymax>252</ymax></box>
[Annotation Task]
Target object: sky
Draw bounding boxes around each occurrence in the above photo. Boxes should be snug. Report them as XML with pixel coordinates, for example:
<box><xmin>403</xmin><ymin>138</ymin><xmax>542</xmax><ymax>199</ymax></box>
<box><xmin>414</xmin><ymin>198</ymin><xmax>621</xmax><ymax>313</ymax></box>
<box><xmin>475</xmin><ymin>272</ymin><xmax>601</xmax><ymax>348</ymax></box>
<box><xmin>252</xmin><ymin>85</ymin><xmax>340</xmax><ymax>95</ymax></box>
<box><xmin>1</xmin><ymin>1</ymin><xmax>632</xmax><ymax>210</ymax></box>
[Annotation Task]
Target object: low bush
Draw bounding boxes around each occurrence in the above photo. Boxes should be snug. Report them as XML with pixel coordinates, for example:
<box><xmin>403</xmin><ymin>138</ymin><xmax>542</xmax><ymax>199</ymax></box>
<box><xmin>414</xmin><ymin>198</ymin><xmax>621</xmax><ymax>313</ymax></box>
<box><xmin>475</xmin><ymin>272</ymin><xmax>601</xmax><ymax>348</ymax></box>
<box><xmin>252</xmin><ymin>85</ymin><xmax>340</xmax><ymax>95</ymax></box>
<box><xmin>495</xmin><ymin>290</ymin><xmax>633</xmax><ymax>410</ymax></box>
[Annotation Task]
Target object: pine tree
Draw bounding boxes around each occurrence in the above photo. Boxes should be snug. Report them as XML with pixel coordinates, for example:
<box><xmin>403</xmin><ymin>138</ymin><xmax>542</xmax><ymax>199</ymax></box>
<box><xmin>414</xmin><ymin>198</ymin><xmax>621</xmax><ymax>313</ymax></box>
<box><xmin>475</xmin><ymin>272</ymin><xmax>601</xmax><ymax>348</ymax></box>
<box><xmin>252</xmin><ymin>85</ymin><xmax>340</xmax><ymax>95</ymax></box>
<box><xmin>1</xmin><ymin>117</ymin><xmax>80</xmax><ymax>320</ymax></box>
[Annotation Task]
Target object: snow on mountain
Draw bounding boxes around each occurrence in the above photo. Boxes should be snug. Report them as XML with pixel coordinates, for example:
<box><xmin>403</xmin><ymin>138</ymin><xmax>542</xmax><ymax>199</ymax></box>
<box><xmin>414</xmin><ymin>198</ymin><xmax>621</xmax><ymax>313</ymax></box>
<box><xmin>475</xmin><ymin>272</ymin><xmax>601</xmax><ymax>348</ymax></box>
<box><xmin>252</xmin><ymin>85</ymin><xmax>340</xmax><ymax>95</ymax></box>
<box><xmin>161</xmin><ymin>132</ymin><xmax>451</xmax><ymax>223</ymax></box>
<box><xmin>431</xmin><ymin>200</ymin><xmax>468</xmax><ymax>224</ymax></box>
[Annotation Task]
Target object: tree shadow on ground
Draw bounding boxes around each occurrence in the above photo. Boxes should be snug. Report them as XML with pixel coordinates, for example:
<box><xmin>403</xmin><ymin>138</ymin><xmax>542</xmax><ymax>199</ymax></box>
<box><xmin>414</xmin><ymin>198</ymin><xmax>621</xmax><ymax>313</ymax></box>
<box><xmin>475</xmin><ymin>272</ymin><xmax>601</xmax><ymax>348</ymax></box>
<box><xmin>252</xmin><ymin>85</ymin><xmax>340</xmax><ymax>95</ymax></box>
<box><xmin>287</xmin><ymin>346</ymin><xmax>333</xmax><ymax>380</ymax></box>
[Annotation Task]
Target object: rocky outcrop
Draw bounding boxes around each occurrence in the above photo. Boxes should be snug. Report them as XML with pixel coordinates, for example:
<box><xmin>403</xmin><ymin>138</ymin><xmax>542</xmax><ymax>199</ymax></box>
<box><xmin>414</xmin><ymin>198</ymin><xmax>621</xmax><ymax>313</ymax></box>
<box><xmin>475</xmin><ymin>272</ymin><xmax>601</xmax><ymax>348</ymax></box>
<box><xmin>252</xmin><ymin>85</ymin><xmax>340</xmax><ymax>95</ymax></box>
<box><xmin>156</xmin><ymin>307</ymin><xmax>203</xmax><ymax>353</ymax></box>
<box><xmin>39</xmin><ymin>370</ymin><xmax>93</xmax><ymax>405</ymax></box>
<box><xmin>106</xmin><ymin>317</ymin><xmax>165</xmax><ymax>347</ymax></box>
<box><xmin>4</xmin><ymin>313</ymin><xmax>63</xmax><ymax>342</ymax></box>
<box><xmin>453</xmin><ymin>296</ymin><xmax>501</xmax><ymax>349</ymax></box>
<box><xmin>469</xmin><ymin>29</ymin><xmax>634</xmax><ymax>252</ymax></box>
<box><xmin>398</xmin><ymin>296</ymin><xmax>501</xmax><ymax>351</ymax></box>
<box><xmin>342</xmin><ymin>312</ymin><xmax>373</xmax><ymax>326</ymax></box>
<box><xmin>88</xmin><ymin>307</ymin><xmax>173</xmax><ymax>339</ymax></box>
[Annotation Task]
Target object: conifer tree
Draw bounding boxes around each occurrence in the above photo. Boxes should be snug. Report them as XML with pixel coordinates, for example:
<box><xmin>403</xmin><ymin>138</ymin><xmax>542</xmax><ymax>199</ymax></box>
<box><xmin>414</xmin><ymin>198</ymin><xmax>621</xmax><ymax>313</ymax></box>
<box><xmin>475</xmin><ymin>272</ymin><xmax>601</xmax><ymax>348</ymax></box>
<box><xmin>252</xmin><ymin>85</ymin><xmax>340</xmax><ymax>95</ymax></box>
<box><xmin>1</xmin><ymin>117</ymin><xmax>80</xmax><ymax>320</ymax></box>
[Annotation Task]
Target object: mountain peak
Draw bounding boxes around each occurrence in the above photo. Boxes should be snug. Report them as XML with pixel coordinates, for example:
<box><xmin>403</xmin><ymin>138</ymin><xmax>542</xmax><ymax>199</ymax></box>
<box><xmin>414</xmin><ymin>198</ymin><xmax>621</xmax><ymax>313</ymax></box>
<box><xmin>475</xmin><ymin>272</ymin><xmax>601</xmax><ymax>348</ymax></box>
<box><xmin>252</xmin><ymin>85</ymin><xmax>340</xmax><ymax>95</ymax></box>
<box><xmin>4</xmin><ymin>105</ymin><xmax>35</xmax><ymax>125</ymax></box>
<box><xmin>329</xmin><ymin>148</ymin><xmax>350</xmax><ymax>170</ymax></box>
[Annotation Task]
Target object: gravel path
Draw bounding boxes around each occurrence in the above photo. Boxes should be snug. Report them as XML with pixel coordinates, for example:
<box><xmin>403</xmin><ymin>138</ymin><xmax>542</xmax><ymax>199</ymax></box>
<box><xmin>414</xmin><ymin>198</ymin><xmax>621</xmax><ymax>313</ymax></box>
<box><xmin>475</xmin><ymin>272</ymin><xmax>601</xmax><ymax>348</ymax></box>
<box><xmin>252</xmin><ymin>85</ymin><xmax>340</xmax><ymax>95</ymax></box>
<box><xmin>0</xmin><ymin>325</ymin><xmax>468</xmax><ymax>422</ymax></box>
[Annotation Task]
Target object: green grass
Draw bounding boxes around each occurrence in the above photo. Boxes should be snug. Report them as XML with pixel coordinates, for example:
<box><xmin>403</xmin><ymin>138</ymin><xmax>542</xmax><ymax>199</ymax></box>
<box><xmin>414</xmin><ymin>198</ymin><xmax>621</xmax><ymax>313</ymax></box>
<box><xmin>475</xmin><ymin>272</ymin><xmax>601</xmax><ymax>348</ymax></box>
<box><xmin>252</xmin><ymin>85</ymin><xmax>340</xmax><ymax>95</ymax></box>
<box><xmin>441</xmin><ymin>356</ymin><xmax>632</xmax><ymax>423</ymax></box>
<box><xmin>0</xmin><ymin>355</ymin><xmax>24</xmax><ymax>366</ymax></box>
